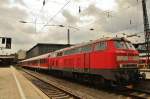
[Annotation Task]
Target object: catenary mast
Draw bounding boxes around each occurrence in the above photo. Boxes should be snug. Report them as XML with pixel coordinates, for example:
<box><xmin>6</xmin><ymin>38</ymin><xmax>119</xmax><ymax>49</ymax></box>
<box><xmin>142</xmin><ymin>0</ymin><xmax>150</xmax><ymax>68</ymax></box>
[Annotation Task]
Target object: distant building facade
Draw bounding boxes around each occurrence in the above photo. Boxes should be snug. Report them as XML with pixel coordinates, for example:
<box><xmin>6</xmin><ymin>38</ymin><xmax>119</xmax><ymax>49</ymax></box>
<box><xmin>26</xmin><ymin>43</ymin><xmax>71</xmax><ymax>58</ymax></box>
<box><xmin>17</xmin><ymin>50</ymin><xmax>26</xmax><ymax>60</ymax></box>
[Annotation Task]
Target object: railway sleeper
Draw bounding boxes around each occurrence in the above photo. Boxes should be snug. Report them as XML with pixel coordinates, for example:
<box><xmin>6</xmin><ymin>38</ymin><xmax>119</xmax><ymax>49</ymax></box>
<box><xmin>52</xmin><ymin>95</ymin><xmax>72</xmax><ymax>99</ymax></box>
<box><xmin>47</xmin><ymin>88</ymin><xmax>60</xmax><ymax>91</ymax></box>
<box><xmin>130</xmin><ymin>92</ymin><xmax>147</xmax><ymax>98</ymax></box>
<box><xmin>47</xmin><ymin>90</ymin><xmax>62</xmax><ymax>93</ymax></box>
<box><xmin>50</xmin><ymin>93</ymin><xmax>68</xmax><ymax>97</ymax></box>
<box><xmin>48</xmin><ymin>92</ymin><xmax>65</xmax><ymax>95</ymax></box>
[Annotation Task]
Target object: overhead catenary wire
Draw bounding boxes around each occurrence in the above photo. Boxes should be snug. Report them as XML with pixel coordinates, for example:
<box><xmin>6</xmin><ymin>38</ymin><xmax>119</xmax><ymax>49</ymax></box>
<box><xmin>76</xmin><ymin>0</ymin><xmax>141</xmax><ymax>33</ymax></box>
<box><xmin>34</xmin><ymin>0</ymin><xmax>48</xmax><ymax>32</ymax></box>
<box><xmin>33</xmin><ymin>0</ymin><xmax>146</xmax><ymax>39</ymax></box>
<box><xmin>39</xmin><ymin>0</ymin><xmax>71</xmax><ymax>32</ymax></box>
<box><xmin>121</xmin><ymin>0</ymin><xmax>143</xmax><ymax>31</ymax></box>
<box><xmin>105</xmin><ymin>0</ymin><xmax>144</xmax><ymax>34</ymax></box>
<box><xmin>21</xmin><ymin>0</ymin><xmax>47</xmax><ymax>32</ymax></box>
<box><xmin>38</xmin><ymin>0</ymin><xmax>138</xmax><ymax>33</ymax></box>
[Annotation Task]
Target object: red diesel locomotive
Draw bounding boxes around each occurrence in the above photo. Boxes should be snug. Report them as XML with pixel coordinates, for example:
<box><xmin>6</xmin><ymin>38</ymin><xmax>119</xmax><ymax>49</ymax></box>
<box><xmin>20</xmin><ymin>37</ymin><xmax>144</xmax><ymax>85</ymax></box>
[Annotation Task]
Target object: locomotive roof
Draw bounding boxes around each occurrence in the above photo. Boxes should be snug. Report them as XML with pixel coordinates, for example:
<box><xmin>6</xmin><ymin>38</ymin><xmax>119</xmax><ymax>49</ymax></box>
<box><xmin>54</xmin><ymin>37</ymin><xmax>130</xmax><ymax>53</ymax></box>
<box><xmin>21</xmin><ymin>37</ymin><xmax>130</xmax><ymax>62</ymax></box>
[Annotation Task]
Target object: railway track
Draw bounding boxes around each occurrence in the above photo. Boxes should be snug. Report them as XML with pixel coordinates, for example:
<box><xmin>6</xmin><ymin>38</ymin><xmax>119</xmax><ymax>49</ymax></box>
<box><xmin>125</xmin><ymin>79</ymin><xmax>150</xmax><ymax>99</ymax></box>
<box><xmin>21</xmin><ymin>69</ymin><xmax>81</xmax><ymax>99</ymax></box>
<box><xmin>115</xmin><ymin>87</ymin><xmax>150</xmax><ymax>99</ymax></box>
<box><xmin>16</xmin><ymin>67</ymin><xmax>150</xmax><ymax>99</ymax></box>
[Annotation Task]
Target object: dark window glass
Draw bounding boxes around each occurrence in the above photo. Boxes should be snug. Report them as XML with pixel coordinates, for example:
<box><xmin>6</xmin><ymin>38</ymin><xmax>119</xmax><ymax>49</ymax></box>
<box><xmin>2</xmin><ymin>38</ymin><xmax>5</xmax><ymax>44</ymax></box>
<box><xmin>95</xmin><ymin>42</ymin><xmax>107</xmax><ymax>51</ymax></box>
<box><xmin>6</xmin><ymin>38</ymin><xmax>11</xmax><ymax>49</ymax></box>
<box><xmin>115</xmin><ymin>41</ymin><xmax>127</xmax><ymax>49</ymax></box>
<box><xmin>57</xmin><ymin>52</ymin><xmax>63</xmax><ymax>56</ymax></box>
<box><xmin>64</xmin><ymin>50</ymin><xmax>70</xmax><ymax>55</ymax></box>
<box><xmin>81</xmin><ymin>45</ymin><xmax>92</xmax><ymax>52</ymax></box>
<box><xmin>63</xmin><ymin>47</ymin><xmax>81</xmax><ymax>55</ymax></box>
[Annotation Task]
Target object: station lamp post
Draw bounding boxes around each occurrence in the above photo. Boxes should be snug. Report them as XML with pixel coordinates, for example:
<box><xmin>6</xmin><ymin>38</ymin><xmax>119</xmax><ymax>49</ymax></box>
<box><xmin>44</xmin><ymin>24</ymin><xmax>80</xmax><ymax>45</ymax></box>
<box><xmin>20</xmin><ymin>20</ymin><xmax>94</xmax><ymax>45</ymax></box>
<box><xmin>20</xmin><ymin>20</ymin><xmax>75</xmax><ymax>45</ymax></box>
<box><xmin>45</xmin><ymin>24</ymin><xmax>94</xmax><ymax>45</ymax></box>
<box><xmin>20</xmin><ymin>20</ymin><xmax>37</xmax><ymax>32</ymax></box>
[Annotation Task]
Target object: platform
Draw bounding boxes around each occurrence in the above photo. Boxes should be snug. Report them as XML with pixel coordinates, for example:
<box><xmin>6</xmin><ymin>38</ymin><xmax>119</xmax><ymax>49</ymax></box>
<box><xmin>0</xmin><ymin>66</ymin><xmax>49</xmax><ymax>99</ymax></box>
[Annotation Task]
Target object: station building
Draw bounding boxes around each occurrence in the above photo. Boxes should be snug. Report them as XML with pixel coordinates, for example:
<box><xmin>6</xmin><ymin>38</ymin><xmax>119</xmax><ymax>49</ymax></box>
<box><xmin>26</xmin><ymin>43</ymin><xmax>71</xmax><ymax>58</ymax></box>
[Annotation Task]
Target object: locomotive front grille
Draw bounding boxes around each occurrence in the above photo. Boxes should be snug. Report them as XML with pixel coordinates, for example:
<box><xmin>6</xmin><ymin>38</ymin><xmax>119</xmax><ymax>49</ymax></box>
<box><xmin>119</xmin><ymin>64</ymin><xmax>138</xmax><ymax>68</ymax></box>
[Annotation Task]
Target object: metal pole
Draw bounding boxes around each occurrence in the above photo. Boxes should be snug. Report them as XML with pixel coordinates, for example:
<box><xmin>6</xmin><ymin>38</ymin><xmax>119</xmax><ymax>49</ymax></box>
<box><xmin>142</xmin><ymin>0</ymin><xmax>150</xmax><ymax>68</ymax></box>
<box><xmin>67</xmin><ymin>29</ymin><xmax>70</xmax><ymax>45</ymax></box>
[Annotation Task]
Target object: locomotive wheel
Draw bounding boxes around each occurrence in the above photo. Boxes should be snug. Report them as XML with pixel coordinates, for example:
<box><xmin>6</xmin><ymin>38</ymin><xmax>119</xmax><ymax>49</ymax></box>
<box><xmin>104</xmin><ymin>80</ymin><xmax>117</xmax><ymax>89</ymax></box>
<box><xmin>141</xmin><ymin>73</ymin><xmax>146</xmax><ymax>80</ymax></box>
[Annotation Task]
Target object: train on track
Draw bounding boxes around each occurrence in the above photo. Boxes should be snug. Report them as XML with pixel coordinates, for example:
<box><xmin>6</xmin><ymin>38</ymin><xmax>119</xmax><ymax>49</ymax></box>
<box><xmin>139</xmin><ymin>57</ymin><xmax>149</xmax><ymax>69</ymax></box>
<box><xmin>19</xmin><ymin>37</ymin><xmax>145</xmax><ymax>86</ymax></box>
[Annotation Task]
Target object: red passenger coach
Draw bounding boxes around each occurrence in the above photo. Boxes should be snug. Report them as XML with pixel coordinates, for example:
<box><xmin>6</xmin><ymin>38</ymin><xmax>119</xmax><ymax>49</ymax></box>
<box><xmin>20</xmin><ymin>37</ymin><xmax>144</xmax><ymax>85</ymax></box>
<box><xmin>21</xmin><ymin>53</ymin><xmax>49</xmax><ymax>69</ymax></box>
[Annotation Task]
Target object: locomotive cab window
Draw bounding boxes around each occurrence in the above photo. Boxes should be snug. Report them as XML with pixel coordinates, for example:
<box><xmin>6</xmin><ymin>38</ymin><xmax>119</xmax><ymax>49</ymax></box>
<box><xmin>115</xmin><ymin>41</ymin><xmax>127</xmax><ymax>49</ymax></box>
<box><xmin>95</xmin><ymin>41</ymin><xmax>107</xmax><ymax>51</ymax></box>
<box><xmin>125</xmin><ymin>42</ymin><xmax>136</xmax><ymax>50</ymax></box>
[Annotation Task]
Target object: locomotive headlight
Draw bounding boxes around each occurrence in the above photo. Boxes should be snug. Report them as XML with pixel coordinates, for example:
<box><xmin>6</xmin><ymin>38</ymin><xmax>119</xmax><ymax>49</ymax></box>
<box><xmin>117</xmin><ymin>56</ymin><xmax>128</xmax><ymax>61</ymax></box>
<box><xmin>132</xmin><ymin>56</ymin><xmax>139</xmax><ymax>61</ymax></box>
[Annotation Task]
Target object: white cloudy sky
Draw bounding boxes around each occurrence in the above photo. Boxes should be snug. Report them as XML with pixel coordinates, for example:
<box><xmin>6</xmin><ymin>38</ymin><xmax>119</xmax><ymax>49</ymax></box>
<box><xmin>0</xmin><ymin>0</ymin><xmax>150</xmax><ymax>54</ymax></box>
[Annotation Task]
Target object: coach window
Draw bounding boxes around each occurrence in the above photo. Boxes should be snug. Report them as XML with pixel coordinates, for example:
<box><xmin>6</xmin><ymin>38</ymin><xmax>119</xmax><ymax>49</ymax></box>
<box><xmin>64</xmin><ymin>50</ymin><xmax>70</xmax><ymax>55</ymax></box>
<box><xmin>71</xmin><ymin>48</ymin><xmax>77</xmax><ymax>54</ymax></box>
<box><xmin>40</xmin><ymin>59</ymin><xmax>42</xmax><ymax>64</ymax></box>
<box><xmin>81</xmin><ymin>45</ymin><xmax>92</xmax><ymax>53</ymax></box>
<box><xmin>95</xmin><ymin>42</ymin><xmax>107</xmax><ymax>51</ymax></box>
<box><xmin>69</xmin><ymin>49</ymin><xmax>73</xmax><ymax>54</ymax></box>
<box><xmin>63</xmin><ymin>51</ymin><xmax>67</xmax><ymax>55</ymax></box>
<box><xmin>57</xmin><ymin>52</ymin><xmax>63</xmax><ymax>56</ymax></box>
<box><xmin>74</xmin><ymin>48</ymin><xmax>81</xmax><ymax>54</ymax></box>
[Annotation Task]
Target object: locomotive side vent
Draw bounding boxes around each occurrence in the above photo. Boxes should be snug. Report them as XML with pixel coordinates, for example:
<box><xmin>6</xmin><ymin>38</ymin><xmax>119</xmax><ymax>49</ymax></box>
<box><xmin>120</xmin><ymin>64</ymin><xmax>138</xmax><ymax>68</ymax></box>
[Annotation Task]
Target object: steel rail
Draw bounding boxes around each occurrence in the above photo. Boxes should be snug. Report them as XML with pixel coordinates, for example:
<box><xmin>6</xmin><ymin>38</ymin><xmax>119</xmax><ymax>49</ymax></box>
<box><xmin>21</xmin><ymin>69</ymin><xmax>81</xmax><ymax>99</ymax></box>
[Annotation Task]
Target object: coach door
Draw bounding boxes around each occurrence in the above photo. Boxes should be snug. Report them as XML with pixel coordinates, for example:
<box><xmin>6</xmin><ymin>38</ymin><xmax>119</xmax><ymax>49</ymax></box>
<box><xmin>81</xmin><ymin>44</ymin><xmax>92</xmax><ymax>73</ymax></box>
<box><xmin>82</xmin><ymin>45</ymin><xmax>92</xmax><ymax>73</ymax></box>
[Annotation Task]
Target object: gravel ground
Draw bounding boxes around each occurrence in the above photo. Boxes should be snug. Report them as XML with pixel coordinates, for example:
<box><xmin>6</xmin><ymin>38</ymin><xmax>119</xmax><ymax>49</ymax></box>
<box><xmin>19</xmin><ymin>69</ymin><xmax>129</xmax><ymax>99</ymax></box>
